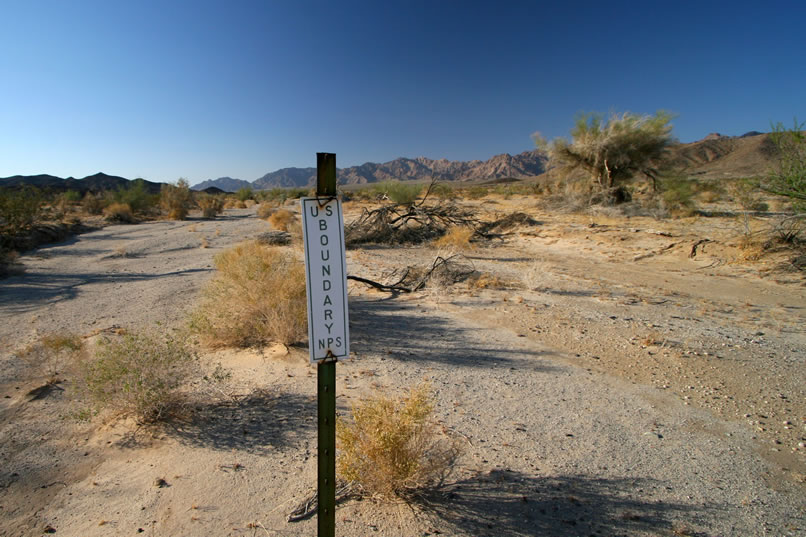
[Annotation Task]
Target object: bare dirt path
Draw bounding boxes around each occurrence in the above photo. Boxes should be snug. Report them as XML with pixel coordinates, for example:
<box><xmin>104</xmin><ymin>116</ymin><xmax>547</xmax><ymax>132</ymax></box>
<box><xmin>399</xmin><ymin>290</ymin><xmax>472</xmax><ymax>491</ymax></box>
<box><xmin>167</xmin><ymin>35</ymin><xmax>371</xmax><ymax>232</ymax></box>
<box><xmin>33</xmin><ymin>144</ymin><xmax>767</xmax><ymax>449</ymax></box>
<box><xmin>1</xmin><ymin>203</ymin><xmax>805</xmax><ymax>536</ymax></box>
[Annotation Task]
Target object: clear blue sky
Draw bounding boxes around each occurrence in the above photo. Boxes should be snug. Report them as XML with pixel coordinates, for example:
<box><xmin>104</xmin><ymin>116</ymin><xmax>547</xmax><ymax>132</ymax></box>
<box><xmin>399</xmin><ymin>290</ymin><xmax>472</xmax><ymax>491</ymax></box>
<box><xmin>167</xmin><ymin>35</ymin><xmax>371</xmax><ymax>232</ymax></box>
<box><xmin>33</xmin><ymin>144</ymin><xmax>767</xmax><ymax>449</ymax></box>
<box><xmin>1</xmin><ymin>0</ymin><xmax>804</xmax><ymax>184</ymax></box>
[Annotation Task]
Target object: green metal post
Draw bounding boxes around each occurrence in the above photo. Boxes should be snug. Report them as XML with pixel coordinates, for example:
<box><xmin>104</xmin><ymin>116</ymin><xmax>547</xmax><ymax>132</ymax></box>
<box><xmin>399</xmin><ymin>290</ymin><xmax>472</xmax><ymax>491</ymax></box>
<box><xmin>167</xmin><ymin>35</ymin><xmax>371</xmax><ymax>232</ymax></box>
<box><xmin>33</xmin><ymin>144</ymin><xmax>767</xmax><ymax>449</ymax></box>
<box><xmin>316</xmin><ymin>152</ymin><xmax>337</xmax><ymax>537</ymax></box>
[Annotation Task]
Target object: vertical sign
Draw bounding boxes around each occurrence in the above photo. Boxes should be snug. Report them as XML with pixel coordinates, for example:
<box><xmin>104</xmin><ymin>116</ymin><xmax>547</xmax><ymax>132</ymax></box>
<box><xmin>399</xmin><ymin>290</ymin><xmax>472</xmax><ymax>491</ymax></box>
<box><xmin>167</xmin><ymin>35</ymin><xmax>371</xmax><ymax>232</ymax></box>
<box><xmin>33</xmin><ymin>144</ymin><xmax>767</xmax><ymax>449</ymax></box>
<box><xmin>301</xmin><ymin>197</ymin><xmax>350</xmax><ymax>363</ymax></box>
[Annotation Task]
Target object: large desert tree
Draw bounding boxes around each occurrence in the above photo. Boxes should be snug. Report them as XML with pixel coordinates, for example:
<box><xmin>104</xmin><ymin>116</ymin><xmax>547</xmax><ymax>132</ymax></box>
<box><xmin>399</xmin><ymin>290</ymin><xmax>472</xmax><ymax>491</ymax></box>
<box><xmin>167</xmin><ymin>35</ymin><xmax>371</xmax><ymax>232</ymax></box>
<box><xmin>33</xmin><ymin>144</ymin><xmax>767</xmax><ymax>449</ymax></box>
<box><xmin>542</xmin><ymin>111</ymin><xmax>674</xmax><ymax>196</ymax></box>
<box><xmin>761</xmin><ymin>119</ymin><xmax>806</xmax><ymax>213</ymax></box>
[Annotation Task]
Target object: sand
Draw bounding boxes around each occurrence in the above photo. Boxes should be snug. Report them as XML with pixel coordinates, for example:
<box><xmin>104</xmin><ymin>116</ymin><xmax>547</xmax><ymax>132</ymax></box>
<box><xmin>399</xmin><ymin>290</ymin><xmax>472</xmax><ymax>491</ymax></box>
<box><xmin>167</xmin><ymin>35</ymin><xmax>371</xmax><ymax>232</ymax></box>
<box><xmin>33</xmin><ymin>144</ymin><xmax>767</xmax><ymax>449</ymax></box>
<box><xmin>1</xmin><ymin>201</ymin><xmax>804</xmax><ymax>536</ymax></box>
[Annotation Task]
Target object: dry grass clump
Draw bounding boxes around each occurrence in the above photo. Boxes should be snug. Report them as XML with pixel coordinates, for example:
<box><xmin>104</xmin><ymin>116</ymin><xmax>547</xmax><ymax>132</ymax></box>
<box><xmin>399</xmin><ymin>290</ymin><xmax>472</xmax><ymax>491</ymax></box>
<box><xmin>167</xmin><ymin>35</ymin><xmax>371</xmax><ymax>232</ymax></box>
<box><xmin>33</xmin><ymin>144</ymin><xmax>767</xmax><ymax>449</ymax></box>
<box><xmin>468</xmin><ymin>272</ymin><xmax>509</xmax><ymax>289</ymax></box>
<box><xmin>17</xmin><ymin>331</ymin><xmax>84</xmax><ymax>381</ymax></box>
<box><xmin>256</xmin><ymin>204</ymin><xmax>276</xmax><ymax>220</ymax></box>
<box><xmin>267</xmin><ymin>209</ymin><xmax>296</xmax><ymax>231</ymax></box>
<box><xmin>190</xmin><ymin>241</ymin><xmax>307</xmax><ymax>347</ymax></box>
<box><xmin>79</xmin><ymin>330</ymin><xmax>198</xmax><ymax>423</ymax></box>
<box><xmin>337</xmin><ymin>383</ymin><xmax>458</xmax><ymax>501</ymax></box>
<box><xmin>103</xmin><ymin>202</ymin><xmax>135</xmax><ymax>223</ymax></box>
<box><xmin>433</xmin><ymin>226</ymin><xmax>475</xmax><ymax>250</ymax></box>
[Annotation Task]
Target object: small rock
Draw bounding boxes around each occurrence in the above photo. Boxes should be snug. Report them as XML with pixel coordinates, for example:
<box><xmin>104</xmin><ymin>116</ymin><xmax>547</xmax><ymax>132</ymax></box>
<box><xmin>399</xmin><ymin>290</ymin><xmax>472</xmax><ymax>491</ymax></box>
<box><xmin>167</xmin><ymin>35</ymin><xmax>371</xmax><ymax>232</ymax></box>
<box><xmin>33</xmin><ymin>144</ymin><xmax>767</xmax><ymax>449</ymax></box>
<box><xmin>154</xmin><ymin>478</ymin><xmax>169</xmax><ymax>488</ymax></box>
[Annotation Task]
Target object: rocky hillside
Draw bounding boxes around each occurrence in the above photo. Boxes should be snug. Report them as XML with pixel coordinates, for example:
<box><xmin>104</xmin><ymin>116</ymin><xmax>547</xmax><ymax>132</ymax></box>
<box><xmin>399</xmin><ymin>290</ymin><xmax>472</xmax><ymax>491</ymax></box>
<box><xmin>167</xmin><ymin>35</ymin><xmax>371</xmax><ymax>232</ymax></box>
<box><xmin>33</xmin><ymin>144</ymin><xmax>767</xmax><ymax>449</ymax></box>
<box><xmin>0</xmin><ymin>173</ymin><xmax>163</xmax><ymax>194</ymax></box>
<box><xmin>196</xmin><ymin>149</ymin><xmax>548</xmax><ymax>191</ymax></box>
<box><xmin>664</xmin><ymin>132</ymin><xmax>777</xmax><ymax>179</ymax></box>
<box><xmin>189</xmin><ymin>176</ymin><xmax>252</xmax><ymax>192</ymax></box>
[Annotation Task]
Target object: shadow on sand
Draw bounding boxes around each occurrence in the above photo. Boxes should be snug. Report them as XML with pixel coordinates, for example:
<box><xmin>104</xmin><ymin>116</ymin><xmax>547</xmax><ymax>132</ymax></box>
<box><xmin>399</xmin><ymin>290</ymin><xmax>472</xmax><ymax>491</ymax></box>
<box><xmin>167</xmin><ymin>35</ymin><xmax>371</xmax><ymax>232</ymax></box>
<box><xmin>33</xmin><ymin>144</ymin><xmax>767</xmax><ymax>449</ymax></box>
<box><xmin>165</xmin><ymin>389</ymin><xmax>315</xmax><ymax>455</ymax></box>
<box><xmin>348</xmin><ymin>296</ymin><xmax>560</xmax><ymax>371</ymax></box>
<box><xmin>418</xmin><ymin>469</ymin><xmax>710</xmax><ymax>537</ymax></box>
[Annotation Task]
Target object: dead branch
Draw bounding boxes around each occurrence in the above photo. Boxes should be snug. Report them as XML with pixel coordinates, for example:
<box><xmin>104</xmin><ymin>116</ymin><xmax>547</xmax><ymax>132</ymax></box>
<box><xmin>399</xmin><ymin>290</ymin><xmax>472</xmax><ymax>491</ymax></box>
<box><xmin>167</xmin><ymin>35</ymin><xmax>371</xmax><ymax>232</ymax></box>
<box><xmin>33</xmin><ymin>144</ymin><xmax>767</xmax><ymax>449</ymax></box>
<box><xmin>345</xmin><ymin>202</ymin><xmax>479</xmax><ymax>246</ymax></box>
<box><xmin>347</xmin><ymin>254</ymin><xmax>475</xmax><ymax>293</ymax></box>
<box><xmin>689</xmin><ymin>239</ymin><xmax>712</xmax><ymax>258</ymax></box>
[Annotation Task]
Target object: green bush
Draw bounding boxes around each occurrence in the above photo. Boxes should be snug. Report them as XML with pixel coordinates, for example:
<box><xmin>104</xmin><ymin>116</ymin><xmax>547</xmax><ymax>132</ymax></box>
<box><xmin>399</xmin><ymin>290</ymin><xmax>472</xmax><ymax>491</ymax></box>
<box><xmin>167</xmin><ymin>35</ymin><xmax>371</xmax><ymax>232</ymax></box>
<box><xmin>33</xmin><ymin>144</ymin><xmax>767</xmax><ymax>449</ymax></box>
<box><xmin>0</xmin><ymin>186</ymin><xmax>44</xmax><ymax>237</ymax></box>
<box><xmin>660</xmin><ymin>175</ymin><xmax>697</xmax><ymax>216</ymax></box>
<box><xmin>762</xmin><ymin>118</ymin><xmax>806</xmax><ymax>213</ymax></box>
<box><xmin>110</xmin><ymin>180</ymin><xmax>158</xmax><ymax>214</ymax></box>
<box><xmin>235</xmin><ymin>187</ymin><xmax>254</xmax><ymax>202</ymax></box>
<box><xmin>80</xmin><ymin>331</ymin><xmax>198</xmax><ymax>423</ymax></box>
<box><xmin>374</xmin><ymin>181</ymin><xmax>422</xmax><ymax>205</ymax></box>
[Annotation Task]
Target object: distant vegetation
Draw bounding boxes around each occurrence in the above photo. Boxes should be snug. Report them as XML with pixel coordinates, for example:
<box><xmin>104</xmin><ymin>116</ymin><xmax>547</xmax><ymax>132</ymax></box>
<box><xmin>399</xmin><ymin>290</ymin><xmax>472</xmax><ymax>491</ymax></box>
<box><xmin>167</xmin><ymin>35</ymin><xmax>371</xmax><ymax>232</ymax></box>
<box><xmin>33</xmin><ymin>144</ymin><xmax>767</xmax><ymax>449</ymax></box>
<box><xmin>761</xmin><ymin>118</ymin><xmax>806</xmax><ymax>213</ymax></box>
<box><xmin>539</xmin><ymin>111</ymin><xmax>675</xmax><ymax>204</ymax></box>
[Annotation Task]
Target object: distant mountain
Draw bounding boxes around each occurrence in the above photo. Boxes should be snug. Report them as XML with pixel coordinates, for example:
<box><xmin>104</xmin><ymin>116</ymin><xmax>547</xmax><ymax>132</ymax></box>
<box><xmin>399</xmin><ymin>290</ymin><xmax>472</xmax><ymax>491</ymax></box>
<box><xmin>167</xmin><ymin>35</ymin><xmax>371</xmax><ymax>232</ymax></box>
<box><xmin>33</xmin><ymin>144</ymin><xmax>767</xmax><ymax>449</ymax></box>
<box><xmin>195</xmin><ymin>149</ymin><xmax>548</xmax><ymax>191</ymax></box>
<box><xmin>190</xmin><ymin>176</ymin><xmax>251</xmax><ymax>193</ymax></box>
<box><xmin>0</xmin><ymin>172</ymin><xmax>163</xmax><ymax>193</ymax></box>
<box><xmin>254</xmin><ymin>168</ymin><xmax>317</xmax><ymax>189</ymax></box>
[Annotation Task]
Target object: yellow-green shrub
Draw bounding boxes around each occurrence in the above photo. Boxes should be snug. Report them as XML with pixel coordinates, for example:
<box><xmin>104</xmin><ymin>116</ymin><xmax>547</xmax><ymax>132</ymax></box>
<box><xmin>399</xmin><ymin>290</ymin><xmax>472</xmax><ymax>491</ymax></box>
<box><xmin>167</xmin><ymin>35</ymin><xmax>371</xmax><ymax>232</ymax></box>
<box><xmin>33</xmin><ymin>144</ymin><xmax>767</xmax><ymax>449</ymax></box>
<box><xmin>337</xmin><ymin>383</ymin><xmax>458</xmax><ymax>500</ymax></box>
<box><xmin>190</xmin><ymin>242</ymin><xmax>307</xmax><ymax>347</ymax></box>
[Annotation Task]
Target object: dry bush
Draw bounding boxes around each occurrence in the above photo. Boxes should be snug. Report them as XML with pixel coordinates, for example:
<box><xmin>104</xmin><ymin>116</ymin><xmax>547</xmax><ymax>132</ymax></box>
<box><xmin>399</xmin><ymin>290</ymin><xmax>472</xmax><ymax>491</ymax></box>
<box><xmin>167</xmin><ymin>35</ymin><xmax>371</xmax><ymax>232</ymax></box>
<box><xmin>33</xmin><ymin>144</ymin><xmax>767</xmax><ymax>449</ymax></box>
<box><xmin>78</xmin><ymin>330</ymin><xmax>199</xmax><ymax>423</ymax></box>
<box><xmin>268</xmin><ymin>209</ymin><xmax>296</xmax><ymax>231</ymax></box>
<box><xmin>0</xmin><ymin>249</ymin><xmax>24</xmax><ymax>278</ymax></box>
<box><xmin>196</xmin><ymin>194</ymin><xmax>224</xmax><ymax>218</ymax></box>
<box><xmin>468</xmin><ymin>272</ymin><xmax>508</xmax><ymax>289</ymax></box>
<box><xmin>257</xmin><ymin>204</ymin><xmax>276</xmax><ymax>220</ymax></box>
<box><xmin>520</xmin><ymin>259</ymin><xmax>550</xmax><ymax>290</ymax></box>
<box><xmin>433</xmin><ymin>226</ymin><xmax>475</xmax><ymax>250</ymax></box>
<box><xmin>17</xmin><ymin>331</ymin><xmax>84</xmax><ymax>381</ymax></box>
<box><xmin>81</xmin><ymin>192</ymin><xmax>104</xmax><ymax>215</ymax></box>
<box><xmin>233</xmin><ymin>200</ymin><xmax>247</xmax><ymax>209</ymax></box>
<box><xmin>244</xmin><ymin>199</ymin><xmax>257</xmax><ymax>208</ymax></box>
<box><xmin>337</xmin><ymin>383</ymin><xmax>458</xmax><ymax>500</ymax></box>
<box><xmin>190</xmin><ymin>241</ymin><xmax>307</xmax><ymax>347</ymax></box>
<box><xmin>161</xmin><ymin>179</ymin><xmax>194</xmax><ymax>220</ymax></box>
<box><xmin>103</xmin><ymin>202</ymin><xmax>135</xmax><ymax>223</ymax></box>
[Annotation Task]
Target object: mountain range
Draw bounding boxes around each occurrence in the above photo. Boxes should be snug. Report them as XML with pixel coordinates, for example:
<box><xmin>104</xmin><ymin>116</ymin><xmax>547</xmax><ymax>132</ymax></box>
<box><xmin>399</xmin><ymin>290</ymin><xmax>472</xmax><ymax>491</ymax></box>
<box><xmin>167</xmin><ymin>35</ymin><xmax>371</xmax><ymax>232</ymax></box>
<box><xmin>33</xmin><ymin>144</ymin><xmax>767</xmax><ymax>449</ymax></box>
<box><xmin>1</xmin><ymin>133</ymin><xmax>779</xmax><ymax>194</ymax></box>
<box><xmin>191</xmin><ymin>149</ymin><xmax>548</xmax><ymax>191</ymax></box>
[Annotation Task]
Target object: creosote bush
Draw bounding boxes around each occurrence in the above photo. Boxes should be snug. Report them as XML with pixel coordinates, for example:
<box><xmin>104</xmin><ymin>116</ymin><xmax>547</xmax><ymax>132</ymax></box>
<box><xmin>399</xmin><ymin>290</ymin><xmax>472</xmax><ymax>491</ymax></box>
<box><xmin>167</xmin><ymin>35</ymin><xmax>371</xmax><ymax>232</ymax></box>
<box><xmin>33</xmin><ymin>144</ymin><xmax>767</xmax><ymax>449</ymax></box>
<box><xmin>191</xmin><ymin>241</ymin><xmax>307</xmax><ymax>347</ymax></box>
<box><xmin>79</xmin><ymin>330</ymin><xmax>198</xmax><ymax>423</ymax></box>
<box><xmin>337</xmin><ymin>383</ymin><xmax>458</xmax><ymax>500</ymax></box>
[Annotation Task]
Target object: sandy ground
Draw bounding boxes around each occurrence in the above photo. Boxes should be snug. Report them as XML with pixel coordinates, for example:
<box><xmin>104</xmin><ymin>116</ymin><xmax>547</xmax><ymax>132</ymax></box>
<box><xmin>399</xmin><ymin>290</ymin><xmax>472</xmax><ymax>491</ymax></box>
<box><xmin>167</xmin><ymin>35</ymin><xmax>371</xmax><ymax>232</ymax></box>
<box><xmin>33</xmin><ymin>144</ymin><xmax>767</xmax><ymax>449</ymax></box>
<box><xmin>0</xmin><ymin>201</ymin><xmax>805</xmax><ymax>537</ymax></box>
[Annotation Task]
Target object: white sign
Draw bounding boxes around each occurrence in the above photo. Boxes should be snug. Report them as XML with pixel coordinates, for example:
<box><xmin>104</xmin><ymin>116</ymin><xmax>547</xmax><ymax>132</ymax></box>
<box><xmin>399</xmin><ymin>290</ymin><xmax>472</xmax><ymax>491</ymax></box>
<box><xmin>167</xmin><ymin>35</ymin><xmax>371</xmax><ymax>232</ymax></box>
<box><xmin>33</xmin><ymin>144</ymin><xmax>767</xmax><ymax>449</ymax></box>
<box><xmin>300</xmin><ymin>197</ymin><xmax>350</xmax><ymax>363</ymax></box>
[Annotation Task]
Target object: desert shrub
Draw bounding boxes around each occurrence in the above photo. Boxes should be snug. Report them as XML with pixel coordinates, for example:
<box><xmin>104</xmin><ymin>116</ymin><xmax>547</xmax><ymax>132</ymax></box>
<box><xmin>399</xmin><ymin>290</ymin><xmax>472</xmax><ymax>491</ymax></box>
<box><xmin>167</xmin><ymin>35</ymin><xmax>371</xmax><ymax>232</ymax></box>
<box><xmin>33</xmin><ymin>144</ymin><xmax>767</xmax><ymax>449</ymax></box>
<box><xmin>268</xmin><ymin>209</ymin><xmax>295</xmax><ymax>231</ymax></box>
<box><xmin>235</xmin><ymin>187</ymin><xmax>254</xmax><ymax>202</ymax></box>
<box><xmin>729</xmin><ymin>179</ymin><xmax>769</xmax><ymax>212</ymax></box>
<box><xmin>433</xmin><ymin>226</ymin><xmax>475</xmax><ymax>250</ymax></box>
<box><xmin>337</xmin><ymin>383</ymin><xmax>458</xmax><ymax>500</ymax></box>
<box><xmin>103</xmin><ymin>202</ymin><xmax>135</xmax><ymax>223</ymax></box>
<box><xmin>110</xmin><ymin>179</ymin><xmax>158</xmax><ymax>214</ymax></box>
<box><xmin>60</xmin><ymin>190</ymin><xmax>82</xmax><ymax>204</ymax></box>
<box><xmin>464</xmin><ymin>186</ymin><xmax>489</xmax><ymax>200</ymax></box>
<box><xmin>0</xmin><ymin>249</ymin><xmax>23</xmax><ymax>278</ymax></box>
<box><xmin>190</xmin><ymin>242</ymin><xmax>307</xmax><ymax>347</ymax></box>
<box><xmin>257</xmin><ymin>204</ymin><xmax>276</xmax><ymax>220</ymax></box>
<box><xmin>233</xmin><ymin>200</ymin><xmax>247</xmax><ymax>209</ymax></box>
<box><xmin>196</xmin><ymin>193</ymin><xmax>224</xmax><ymax>218</ymax></box>
<box><xmin>0</xmin><ymin>186</ymin><xmax>44</xmax><ymax>236</ymax></box>
<box><xmin>79</xmin><ymin>330</ymin><xmax>198</xmax><ymax>423</ymax></box>
<box><xmin>541</xmin><ymin>110</ymin><xmax>674</xmax><ymax>202</ymax></box>
<box><xmin>161</xmin><ymin>179</ymin><xmax>193</xmax><ymax>220</ymax></box>
<box><xmin>660</xmin><ymin>175</ymin><xmax>698</xmax><ymax>216</ymax></box>
<box><xmin>429</xmin><ymin>183</ymin><xmax>456</xmax><ymax>200</ymax></box>
<box><xmin>374</xmin><ymin>181</ymin><xmax>422</xmax><ymax>205</ymax></box>
<box><xmin>81</xmin><ymin>192</ymin><xmax>104</xmax><ymax>215</ymax></box>
<box><xmin>761</xmin><ymin>118</ymin><xmax>805</xmax><ymax>213</ymax></box>
<box><xmin>41</xmin><ymin>332</ymin><xmax>83</xmax><ymax>353</ymax></box>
